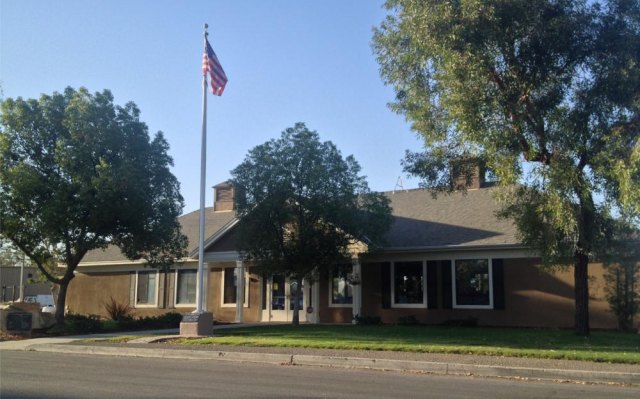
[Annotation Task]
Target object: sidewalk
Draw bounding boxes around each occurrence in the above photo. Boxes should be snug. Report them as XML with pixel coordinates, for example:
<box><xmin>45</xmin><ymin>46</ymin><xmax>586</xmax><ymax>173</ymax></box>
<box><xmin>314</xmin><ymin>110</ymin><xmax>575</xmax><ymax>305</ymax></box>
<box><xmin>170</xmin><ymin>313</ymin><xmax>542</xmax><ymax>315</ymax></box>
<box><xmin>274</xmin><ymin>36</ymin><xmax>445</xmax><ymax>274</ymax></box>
<box><xmin>2</xmin><ymin>326</ymin><xmax>639</xmax><ymax>387</ymax></box>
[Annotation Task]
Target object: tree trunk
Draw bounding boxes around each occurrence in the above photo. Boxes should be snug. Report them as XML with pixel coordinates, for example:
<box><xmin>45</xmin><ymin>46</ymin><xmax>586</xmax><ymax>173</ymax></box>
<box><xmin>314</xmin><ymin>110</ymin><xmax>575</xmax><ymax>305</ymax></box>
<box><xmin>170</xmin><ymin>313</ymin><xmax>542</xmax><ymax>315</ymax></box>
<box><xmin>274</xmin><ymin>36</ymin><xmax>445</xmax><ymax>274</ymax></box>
<box><xmin>54</xmin><ymin>279</ymin><xmax>70</xmax><ymax>326</ymax></box>
<box><xmin>291</xmin><ymin>276</ymin><xmax>303</xmax><ymax>326</ymax></box>
<box><xmin>574</xmin><ymin>251</ymin><xmax>590</xmax><ymax>336</ymax></box>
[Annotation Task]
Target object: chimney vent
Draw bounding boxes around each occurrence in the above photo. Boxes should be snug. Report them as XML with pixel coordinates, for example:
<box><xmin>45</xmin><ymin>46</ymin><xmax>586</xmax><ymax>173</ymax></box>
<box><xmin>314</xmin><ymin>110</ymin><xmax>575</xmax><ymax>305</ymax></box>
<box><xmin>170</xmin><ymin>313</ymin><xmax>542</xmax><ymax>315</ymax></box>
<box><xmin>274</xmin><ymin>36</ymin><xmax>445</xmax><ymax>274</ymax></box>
<box><xmin>450</xmin><ymin>158</ymin><xmax>485</xmax><ymax>190</ymax></box>
<box><xmin>213</xmin><ymin>181</ymin><xmax>235</xmax><ymax>212</ymax></box>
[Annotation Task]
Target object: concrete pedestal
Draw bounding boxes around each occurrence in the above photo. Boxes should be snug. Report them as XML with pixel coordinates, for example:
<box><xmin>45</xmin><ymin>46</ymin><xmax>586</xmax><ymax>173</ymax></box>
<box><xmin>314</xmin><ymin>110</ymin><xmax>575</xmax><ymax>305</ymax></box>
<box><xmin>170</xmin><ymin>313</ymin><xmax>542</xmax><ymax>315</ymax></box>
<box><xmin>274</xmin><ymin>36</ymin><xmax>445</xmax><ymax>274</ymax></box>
<box><xmin>179</xmin><ymin>312</ymin><xmax>213</xmax><ymax>337</ymax></box>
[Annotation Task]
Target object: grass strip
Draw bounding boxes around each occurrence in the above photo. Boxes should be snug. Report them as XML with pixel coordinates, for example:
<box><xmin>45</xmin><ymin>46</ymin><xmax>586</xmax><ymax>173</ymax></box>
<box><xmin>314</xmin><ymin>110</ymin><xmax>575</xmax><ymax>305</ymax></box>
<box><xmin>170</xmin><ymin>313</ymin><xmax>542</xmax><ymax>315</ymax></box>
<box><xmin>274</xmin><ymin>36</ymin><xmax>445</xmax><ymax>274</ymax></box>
<box><xmin>172</xmin><ymin>325</ymin><xmax>640</xmax><ymax>364</ymax></box>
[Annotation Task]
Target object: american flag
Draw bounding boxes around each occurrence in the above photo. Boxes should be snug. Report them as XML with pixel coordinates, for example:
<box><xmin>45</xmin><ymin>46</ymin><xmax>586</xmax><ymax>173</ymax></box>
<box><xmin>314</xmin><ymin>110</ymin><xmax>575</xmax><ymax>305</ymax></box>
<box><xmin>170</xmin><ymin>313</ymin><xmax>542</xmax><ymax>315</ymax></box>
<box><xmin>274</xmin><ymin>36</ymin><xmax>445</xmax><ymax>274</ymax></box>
<box><xmin>202</xmin><ymin>38</ymin><xmax>228</xmax><ymax>96</ymax></box>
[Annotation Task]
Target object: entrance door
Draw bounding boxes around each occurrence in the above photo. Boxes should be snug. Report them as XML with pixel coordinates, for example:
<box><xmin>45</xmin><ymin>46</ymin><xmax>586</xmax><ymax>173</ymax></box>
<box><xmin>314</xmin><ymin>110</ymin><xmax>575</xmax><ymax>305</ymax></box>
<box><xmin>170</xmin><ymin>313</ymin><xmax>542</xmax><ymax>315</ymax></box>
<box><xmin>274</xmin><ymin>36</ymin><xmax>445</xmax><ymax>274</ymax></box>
<box><xmin>262</xmin><ymin>275</ymin><xmax>307</xmax><ymax>322</ymax></box>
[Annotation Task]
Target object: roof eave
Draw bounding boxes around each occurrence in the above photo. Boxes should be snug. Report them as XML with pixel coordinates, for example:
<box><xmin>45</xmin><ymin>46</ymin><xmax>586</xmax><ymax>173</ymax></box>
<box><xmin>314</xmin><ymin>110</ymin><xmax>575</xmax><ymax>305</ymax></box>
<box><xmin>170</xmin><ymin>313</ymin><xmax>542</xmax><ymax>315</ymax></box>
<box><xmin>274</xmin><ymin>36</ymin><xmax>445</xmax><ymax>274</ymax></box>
<box><xmin>373</xmin><ymin>243</ymin><xmax>529</xmax><ymax>254</ymax></box>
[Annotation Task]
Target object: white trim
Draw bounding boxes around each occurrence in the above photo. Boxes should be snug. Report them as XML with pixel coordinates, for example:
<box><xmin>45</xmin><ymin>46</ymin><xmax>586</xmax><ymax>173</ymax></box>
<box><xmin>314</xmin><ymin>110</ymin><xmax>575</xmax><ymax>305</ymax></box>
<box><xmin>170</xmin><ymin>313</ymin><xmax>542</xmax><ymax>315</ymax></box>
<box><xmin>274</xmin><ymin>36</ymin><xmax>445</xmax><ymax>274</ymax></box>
<box><xmin>311</xmin><ymin>277</ymin><xmax>320</xmax><ymax>324</ymax></box>
<box><xmin>328</xmin><ymin>264</ymin><xmax>353</xmax><ymax>308</ymax></box>
<box><xmin>174</xmin><ymin>268</ymin><xmax>197</xmax><ymax>307</ymax></box>
<box><xmin>235</xmin><ymin>260</ymin><xmax>245</xmax><ymax>323</ymax></box>
<box><xmin>351</xmin><ymin>260</ymin><xmax>362</xmax><ymax>322</ymax></box>
<box><xmin>133</xmin><ymin>270</ymin><xmax>160</xmax><ymax>308</ymax></box>
<box><xmin>220</xmin><ymin>267</ymin><xmax>249</xmax><ymax>308</ymax></box>
<box><xmin>452</xmin><ymin>258</ymin><xmax>494</xmax><ymax>310</ymax></box>
<box><xmin>391</xmin><ymin>260</ymin><xmax>427</xmax><ymax>308</ymax></box>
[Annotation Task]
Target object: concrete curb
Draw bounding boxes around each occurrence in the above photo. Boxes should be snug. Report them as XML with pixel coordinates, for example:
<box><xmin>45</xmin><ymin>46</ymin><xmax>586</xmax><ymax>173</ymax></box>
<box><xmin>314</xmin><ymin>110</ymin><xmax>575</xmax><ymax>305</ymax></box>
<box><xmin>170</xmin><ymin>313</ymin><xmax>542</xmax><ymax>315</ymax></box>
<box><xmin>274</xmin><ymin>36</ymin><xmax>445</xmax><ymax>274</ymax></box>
<box><xmin>24</xmin><ymin>343</ymin><xmax>640</xmax><ymax>386</ymax></box>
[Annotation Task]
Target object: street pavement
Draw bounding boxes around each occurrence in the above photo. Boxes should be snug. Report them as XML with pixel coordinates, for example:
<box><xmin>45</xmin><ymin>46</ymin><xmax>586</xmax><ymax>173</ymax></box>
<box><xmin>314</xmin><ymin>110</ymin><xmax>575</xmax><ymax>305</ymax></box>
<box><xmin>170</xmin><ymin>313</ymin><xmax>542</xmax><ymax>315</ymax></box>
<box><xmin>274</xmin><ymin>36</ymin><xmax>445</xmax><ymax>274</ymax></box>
<box><xmin>1</xmin><ymin>325</ymin><xmax>639</xmax><ymax>387</ymax></box>
<box><xmin>3</xmin><ymin>350</ymin><xmax>640</xmax><ymax>399</ymax></box>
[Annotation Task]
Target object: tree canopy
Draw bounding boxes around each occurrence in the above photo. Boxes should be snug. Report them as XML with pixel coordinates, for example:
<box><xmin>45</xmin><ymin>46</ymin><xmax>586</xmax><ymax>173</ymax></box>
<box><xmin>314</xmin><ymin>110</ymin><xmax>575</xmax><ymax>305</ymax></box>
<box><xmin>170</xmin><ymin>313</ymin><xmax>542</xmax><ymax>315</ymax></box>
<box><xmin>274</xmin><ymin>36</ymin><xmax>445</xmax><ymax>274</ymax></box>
<box><xmin>231</xmin><ymin>123</ymin><xmax>392</xmax><ymax>325</ymax></box>
<box><xmin>373</xmin><ymin>0</ymin><xmax>640</xmax><ymax>335</ymax></box>
<box><xmin>0</xmin><ymin>87</ymin><xmax>187</xmax><ymax>323</ymax></box>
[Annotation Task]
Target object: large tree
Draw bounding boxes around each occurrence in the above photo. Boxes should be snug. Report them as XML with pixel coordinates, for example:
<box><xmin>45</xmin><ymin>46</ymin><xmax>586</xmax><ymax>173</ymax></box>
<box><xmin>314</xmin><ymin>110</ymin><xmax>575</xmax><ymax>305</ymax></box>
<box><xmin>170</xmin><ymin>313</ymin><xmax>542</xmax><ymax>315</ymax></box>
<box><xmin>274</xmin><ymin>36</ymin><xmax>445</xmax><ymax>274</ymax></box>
<box><xmin>231</xmin><ymin>123</ymin><xmax>392</xmax><ymax>325</ymax></box>
<box><xmin>373</xmin><ymin>0</ymin><xmax>640</xmax><ymax>335</ymax></box>
<box><xmin>0</xmin><ymin>87</ymin><xmax>187</xmax><ymax>324</ymax></box>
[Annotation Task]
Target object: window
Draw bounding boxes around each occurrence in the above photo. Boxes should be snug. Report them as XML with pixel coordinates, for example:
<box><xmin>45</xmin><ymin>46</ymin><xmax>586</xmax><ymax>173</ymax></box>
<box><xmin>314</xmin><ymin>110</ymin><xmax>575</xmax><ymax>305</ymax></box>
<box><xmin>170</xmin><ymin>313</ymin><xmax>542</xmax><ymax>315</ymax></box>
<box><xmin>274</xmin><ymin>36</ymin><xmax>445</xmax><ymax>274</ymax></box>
<box><xmin>136</xmin><ymin>271</ymin><xmax>157</xmax><ymax>306</ymax></box>
<box><xmin>330</xmin><ymin>264</ymin><xmax>353</xmax><ymax>307</ymax></box>
<box><xmin>223</xmin><ymin>268</ymin><xmax>237</xmax><ymax>304</ymax></box>
<box><xmin>392</xmin><ymin>261</ymin><xmax>426</xmax><ymax>307</ymax></box>
<box><xmin>221</xmin><ymin>267</ymin><xmax>249</xmax><ymax>307</ymax></box>
<box><xmin>175</xmin><ymin>269</ymin><xmax>197</xmax><ymax>305</ymax></box>
<box><xmin>453</xmin><ymin>259</ymin><xmax>492</xmax><ymax>308</ymax></box>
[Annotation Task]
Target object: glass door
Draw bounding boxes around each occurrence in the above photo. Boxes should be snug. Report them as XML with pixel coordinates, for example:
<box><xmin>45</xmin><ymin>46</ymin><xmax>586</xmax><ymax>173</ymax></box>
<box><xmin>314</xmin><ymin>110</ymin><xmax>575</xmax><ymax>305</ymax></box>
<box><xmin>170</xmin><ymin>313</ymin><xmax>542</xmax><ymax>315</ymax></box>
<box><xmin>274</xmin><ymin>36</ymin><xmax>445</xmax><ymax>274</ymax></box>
<box><xmin>262</xmin><ymin>275</ymin><xmax>306</xmax><ymax>322</ymax></box>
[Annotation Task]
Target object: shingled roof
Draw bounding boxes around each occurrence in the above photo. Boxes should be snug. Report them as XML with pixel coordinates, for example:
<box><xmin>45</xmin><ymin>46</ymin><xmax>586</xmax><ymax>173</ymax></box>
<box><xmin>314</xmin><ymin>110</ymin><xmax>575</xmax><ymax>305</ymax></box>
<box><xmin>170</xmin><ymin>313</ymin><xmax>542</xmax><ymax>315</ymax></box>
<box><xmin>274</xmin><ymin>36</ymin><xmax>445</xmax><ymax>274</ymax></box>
<box><xmin>81</xmin><ymin>208</ymin><xmax>236</xmax><ymax>263</ymax></box>
<box><xmin>383</xmin><ymin>186</ymin><xmax>518</xmax><ymax>249</ymax></box>
<box><xmin>81</xmin><ymin>186</ymin><xmax>519</xmax><ymax>264</ymax></box>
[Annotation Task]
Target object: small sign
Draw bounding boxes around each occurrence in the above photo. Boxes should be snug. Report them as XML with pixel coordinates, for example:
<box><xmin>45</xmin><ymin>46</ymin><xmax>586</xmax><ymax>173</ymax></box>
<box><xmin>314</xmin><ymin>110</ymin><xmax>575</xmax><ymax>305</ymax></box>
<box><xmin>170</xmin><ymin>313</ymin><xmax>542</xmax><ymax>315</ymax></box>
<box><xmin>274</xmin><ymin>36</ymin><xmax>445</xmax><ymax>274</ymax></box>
<box><xmin>7</xmin><ymin>313</ymin><xmax>32</xmax><ymax>331</ymax></box>
<box><xmin>306</xmin><ymin>306</ymin><xmax>313</xmax><ymax>314</ymax></box>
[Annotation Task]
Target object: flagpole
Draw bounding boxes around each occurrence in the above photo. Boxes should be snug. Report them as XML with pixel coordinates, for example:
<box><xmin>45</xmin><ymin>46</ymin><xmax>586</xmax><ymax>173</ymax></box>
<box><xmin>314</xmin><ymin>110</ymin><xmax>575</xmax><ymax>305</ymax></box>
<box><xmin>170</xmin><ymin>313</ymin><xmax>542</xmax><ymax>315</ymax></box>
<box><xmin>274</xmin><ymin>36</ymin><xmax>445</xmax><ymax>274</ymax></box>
<box><xmin>195</xmin><ymin>23</ymin><xmax>209</xmax><ymax>314</ymax></box>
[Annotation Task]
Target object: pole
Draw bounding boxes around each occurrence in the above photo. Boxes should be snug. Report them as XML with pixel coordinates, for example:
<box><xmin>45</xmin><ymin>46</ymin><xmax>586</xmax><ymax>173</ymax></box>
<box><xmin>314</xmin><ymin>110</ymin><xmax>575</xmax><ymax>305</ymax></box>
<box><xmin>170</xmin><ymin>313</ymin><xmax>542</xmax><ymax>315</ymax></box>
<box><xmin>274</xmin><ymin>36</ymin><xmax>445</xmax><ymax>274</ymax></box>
<box><xmin>18</xmin><ymin>253</ymin><xmax>25</xmax><ymax>302</ymax></box>
<box><xmin>195</xmin><ymin>23</ymin><xmax>209</xmax><ymax>314</ymax></box>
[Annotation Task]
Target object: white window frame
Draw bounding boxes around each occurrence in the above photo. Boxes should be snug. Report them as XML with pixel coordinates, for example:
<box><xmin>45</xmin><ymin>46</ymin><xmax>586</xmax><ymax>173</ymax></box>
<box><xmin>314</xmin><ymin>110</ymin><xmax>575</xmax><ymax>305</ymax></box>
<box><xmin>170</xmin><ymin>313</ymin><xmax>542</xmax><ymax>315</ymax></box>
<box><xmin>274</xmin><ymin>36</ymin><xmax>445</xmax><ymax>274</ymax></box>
<box><xmin>452</xmin><ymin>258</ymin><xmax>494</xmax><ymax>309</ymax></box>
<box><xmin>220</xmin><ymin>267</ymin><xmax>250</xmax><ymax>308</ymax></box>
<box><xmin>134</xmin><ymin>270</ymin><xmax>159</xmax><ymax>308</ymax></box>
<box><xmin>174</xmin><ymin>269</ymin><xmax>197</xmax><ymax>307</ymax></box>
<box><xmin>328</xmin><ymin>264</ymin><xmax>353</xmax><ymax>308</ymax></box>
<box><xmin>391</xmin><ymin>260</ymin><xmax>427</xmax><ymax>308</ymax></box>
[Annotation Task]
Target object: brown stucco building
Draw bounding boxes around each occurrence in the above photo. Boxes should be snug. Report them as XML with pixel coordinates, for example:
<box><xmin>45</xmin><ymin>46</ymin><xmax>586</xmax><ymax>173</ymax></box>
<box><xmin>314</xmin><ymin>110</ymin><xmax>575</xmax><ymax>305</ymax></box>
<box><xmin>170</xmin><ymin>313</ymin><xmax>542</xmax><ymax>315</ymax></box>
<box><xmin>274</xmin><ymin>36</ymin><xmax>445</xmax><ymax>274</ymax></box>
<box><xmin>68</xmin><ymin>180</ymin><xmax>627</xmax><ymax>329</ymax></box>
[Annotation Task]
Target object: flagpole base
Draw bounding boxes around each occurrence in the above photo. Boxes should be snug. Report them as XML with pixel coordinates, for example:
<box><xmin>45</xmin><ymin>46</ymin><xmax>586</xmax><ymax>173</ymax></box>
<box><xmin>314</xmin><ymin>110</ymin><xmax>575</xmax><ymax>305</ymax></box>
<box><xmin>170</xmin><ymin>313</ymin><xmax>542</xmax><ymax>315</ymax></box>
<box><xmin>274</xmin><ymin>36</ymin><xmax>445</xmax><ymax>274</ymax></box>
<box><xmin>180</xmin><ymin>312</ymin><xmax>213</xmax><ymax>337</ymax></box>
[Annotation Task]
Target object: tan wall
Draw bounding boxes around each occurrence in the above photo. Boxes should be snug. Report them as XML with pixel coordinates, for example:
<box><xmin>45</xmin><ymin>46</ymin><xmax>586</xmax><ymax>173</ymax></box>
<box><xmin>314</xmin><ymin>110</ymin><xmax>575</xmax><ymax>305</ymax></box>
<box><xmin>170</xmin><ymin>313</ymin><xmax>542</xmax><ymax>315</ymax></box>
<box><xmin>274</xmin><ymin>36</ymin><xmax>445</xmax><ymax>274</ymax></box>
<box><xmin>67</xmin><ymin>258</ymin><xmax>625</xmax><ymax>329</ymax></box>
<box><xmin>67</xmin><ymin>272</ymin><xmax>132</xmax><ymax>318</ymax></box>
<box><xmin>360</xmin><ymin>259</ymin><xmax>619</xmax><ymax>329</ymax></box>
<box><xmin>67</xmin><ymin>270</ymin><xmax>195</xmax><ymax>319</ymax></box>
<box><xmin>207</xmin><ymin>263</ymin><xmax>262</xmax><ymax>323</ymax></box>
<box><xmin>67</xmin><ymin>263</ymin><xmax>264</xmax><ymax>322</ymax></box>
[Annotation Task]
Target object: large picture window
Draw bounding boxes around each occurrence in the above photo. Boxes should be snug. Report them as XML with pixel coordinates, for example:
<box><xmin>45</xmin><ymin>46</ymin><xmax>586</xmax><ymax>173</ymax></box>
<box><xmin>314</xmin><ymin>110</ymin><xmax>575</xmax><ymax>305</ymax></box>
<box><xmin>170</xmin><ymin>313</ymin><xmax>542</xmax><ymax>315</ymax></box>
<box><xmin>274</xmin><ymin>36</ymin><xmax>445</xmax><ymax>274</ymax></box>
<box><xmin>453</xmin><ymin>259</ymin><xmax>492</xmax><ymax>308</ymax></box>
<box><xmin>392</xmin><ymin>261</ymin><xmax>426</xmax><ymax>307</ymax></box>
<box><xmin>175</xmin><ymin>269</ymin><xmax>197</xmax><ymax>305</ymax></box>
<box><xmin>136</xmin><ymin>270</ymin><xmax>157</xmax><ymax>306</ymax></box>
<box><xmin>330</xmin><ymin>264</ymin><xmax>353</xmax><ymax>307</ymax></box>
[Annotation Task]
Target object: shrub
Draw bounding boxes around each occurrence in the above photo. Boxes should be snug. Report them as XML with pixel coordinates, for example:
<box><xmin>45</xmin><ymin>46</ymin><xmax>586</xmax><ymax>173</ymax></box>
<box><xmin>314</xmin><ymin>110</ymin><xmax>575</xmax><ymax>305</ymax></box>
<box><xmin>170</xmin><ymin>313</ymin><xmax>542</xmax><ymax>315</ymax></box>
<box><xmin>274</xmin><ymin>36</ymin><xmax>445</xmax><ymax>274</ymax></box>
<box><xmin>115</xmin><ymin>312</ymin><xmax>183</xmax><ymax>331</ymax></box>
<box><xmin>65</xmin><ymin>314</ymin><xmax>102</xmax><ymax>334</ymax></box>
<box><xmin>104</xmin><ymin>297</ymin><xmax>134</xmax><ymax>322</ymax></box>
<box><xmin>605</xmin><ymin>260</ymin><xmax>639</xmax><ymax>332</ymax></box>
<box><xmin>157</xmin><ymin>312</ymin><xmax>183</xmax><ymax>327</ymax></box>
<box><xmin>397</xmin><ymin>315</ymin><xmax>419</xmax><ymax>325</ymax></box>
<box><xmin>353</xmin><ymin>315</ymin><xmax>382</xmax><ymax>325</ymax></box>
<box><xmin>442</xmin><ymin>317</ymin><xmax>478</xmax><ymax>327</ymax></box>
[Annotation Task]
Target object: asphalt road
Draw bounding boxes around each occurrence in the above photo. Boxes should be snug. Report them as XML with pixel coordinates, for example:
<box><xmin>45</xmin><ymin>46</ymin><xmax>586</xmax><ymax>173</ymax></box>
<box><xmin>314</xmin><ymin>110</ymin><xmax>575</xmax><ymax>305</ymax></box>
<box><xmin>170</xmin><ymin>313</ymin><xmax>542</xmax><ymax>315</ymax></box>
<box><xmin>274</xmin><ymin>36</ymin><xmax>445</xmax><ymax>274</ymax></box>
<box><xmin>1</xmin><ymin>351</ymin><xmax>639</xmax><ymax>399</ymax></box>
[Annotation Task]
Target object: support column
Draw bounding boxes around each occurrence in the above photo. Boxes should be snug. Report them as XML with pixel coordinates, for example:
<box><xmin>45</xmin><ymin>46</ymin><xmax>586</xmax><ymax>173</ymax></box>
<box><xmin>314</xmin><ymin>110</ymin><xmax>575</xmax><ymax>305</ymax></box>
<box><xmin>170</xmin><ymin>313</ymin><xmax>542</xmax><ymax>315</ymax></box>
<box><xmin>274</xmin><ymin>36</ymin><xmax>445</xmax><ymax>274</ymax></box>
<box><xmin>312</xmin><ymin>278</ymin><xmax>320</xmax><ymax>324</ymax></box>
<box><xmin>202</xmin><ymin>262</ymin><xmax>209</xmax><ymax>312</ymax></box>
<box><xmin>235</xmin><ymin>260</ymin><xmax>245</xmax><ymax>323</ymax></box>
<box><xmin>352</xmin><ymin>259</ymin><xmax>362</xmax><ymax>324</ymax></box>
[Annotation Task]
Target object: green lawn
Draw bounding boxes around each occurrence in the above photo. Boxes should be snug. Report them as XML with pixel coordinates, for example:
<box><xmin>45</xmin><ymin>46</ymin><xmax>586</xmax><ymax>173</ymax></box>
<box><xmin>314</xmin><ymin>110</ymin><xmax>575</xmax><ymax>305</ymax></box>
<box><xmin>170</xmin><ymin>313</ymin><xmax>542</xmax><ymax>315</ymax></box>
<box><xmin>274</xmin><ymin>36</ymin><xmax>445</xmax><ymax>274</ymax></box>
<box><xmin>174</xmin><ymin>325</ymin><xmax>640</xmax><ymax>364</ymax></box>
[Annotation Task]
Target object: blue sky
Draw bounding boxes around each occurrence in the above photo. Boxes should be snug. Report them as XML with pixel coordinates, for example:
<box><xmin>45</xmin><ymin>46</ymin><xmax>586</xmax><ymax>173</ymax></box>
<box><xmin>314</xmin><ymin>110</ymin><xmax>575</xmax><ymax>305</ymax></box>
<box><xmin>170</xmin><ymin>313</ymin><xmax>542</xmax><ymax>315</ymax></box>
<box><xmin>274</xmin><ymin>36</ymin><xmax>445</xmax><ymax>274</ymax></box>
<box><xmin>1</xmin><ymin>0</ymin><xmax>423</xmax><ymax>213</ymax></box>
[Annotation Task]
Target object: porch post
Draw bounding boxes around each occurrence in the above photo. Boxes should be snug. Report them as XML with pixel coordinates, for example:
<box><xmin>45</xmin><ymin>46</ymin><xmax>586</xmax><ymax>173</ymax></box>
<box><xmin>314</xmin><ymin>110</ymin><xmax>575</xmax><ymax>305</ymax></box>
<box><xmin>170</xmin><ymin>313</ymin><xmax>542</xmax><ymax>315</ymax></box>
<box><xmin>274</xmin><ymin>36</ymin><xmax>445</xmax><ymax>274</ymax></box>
<box><xmin>312</xmin><ymin>278</ymin><xmax>320</xmax><ymax>324</ymax></box>
<box><xmin>202</xmin><ymin>262</ymin><xmax>209</xmax><ymax>312</ymax></box>
<box><xmin>235</xmin><ymin>260</ymin><xmax>245</xmax><ymax>323</ymax></box>
<box><xmin>352</xmin><ymin>259</ymin><xmax>362</xmax><ymax>324</ymax></box>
